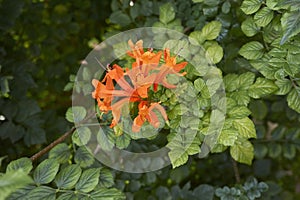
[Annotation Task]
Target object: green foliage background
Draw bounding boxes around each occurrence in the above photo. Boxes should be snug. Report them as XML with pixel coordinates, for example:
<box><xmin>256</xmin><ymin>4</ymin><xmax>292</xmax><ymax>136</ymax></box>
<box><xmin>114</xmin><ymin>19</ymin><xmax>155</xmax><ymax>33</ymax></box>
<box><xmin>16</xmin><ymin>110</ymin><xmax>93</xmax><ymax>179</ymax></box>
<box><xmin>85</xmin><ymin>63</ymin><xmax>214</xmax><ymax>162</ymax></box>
<box><xmin>1</xmin><ymin>0</ymin><xmax>300</xmax><ymax>199</ymax></box>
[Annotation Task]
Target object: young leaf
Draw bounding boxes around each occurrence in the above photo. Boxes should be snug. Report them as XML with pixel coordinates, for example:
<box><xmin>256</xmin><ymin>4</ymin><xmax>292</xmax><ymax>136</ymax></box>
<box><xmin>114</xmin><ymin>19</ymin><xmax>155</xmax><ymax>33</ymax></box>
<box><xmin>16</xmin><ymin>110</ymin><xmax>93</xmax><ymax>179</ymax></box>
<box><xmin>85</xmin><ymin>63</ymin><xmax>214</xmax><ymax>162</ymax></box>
<box><xmin>168</xmin><ymin>149</ymin><xmax>189</xmax><ymax>168</ymax></box>
<box><xmin>159</xmin><ymin>3</ymin><xmax>175</xmax><ymax>24</ymax></box>
<box><xmin>254</xmin><ymin>7</ymin><xmax>274</xmax><ymax>27</ymax></box>
<box><xmin>241</xmin><ymin>0</ymin><xmax>262</xmax><ymax>15</ymax></box>
<box><xmin>241</xmin><ymin>17</ymin><xmax>260</xmax><ymax>37</ymax></box>
<box><xmin>248</xmin><ymin>78</ymin><xmax>278</xmax><ymax>98</ymax></box>
<box><xmin>230</xmin><ymin>138</ymin><xmax>254</xmax><ymax>165</ymax></box>
<box><xmin>275</xmin><ymin>78</ymin><xmax>292</xmax><ymax>95</ymax></box>
<box><xmin>280</xmin><ymin>11</ymin><xmax>300</xmax><ymax>45</ymax></box>
<box><xmin>33</xmin><ymin>159</ymin><xmax>59</xmax><ymax>185</ymax></box>
<box><xmin>287</xmin><ymin>88</ymin><xmax>300</xmax><ymax>113</ymax></box>
<box><xmin>49</xmin><ymin>143</ymin><xmax>71</xmax><ymax>164</ymax></box>
<box><xmin>218</xmin><ymin>129</ymin><xmax>238</xmax><ymax>146</ymax></box>
<box><xmin>201</xmin><ymin>21</ymin><xmax>222</xmax><ymax>40</ymax></box>
<box><xmin>239</xmin><ymin>41</ymin><xmax>264</xmax><ymax>60</ymax></box>
<box><xmin>233</xmin><ymin>117</ymin><xmax>256</xmax><ymax>139</ymax></box>
<box><xmin>75</xmin><ymin>168</ymin><xmax>100</xmax><ymax>193</ymax></box>
<box><xmin>0</xmin><ymin>169</ymin><xmax>33</xmax><ymax>200</ymax></box>
<box><xmin>55</xmin><ymin>165</ymin><xmax>82</xmax><ymax>189</ymax></box>
<box><xmin>74</xmin><ymin>146</ymin><xmax>95</xmax><ymax>168</ymax></box>
<box><xmin>6</xmin><ymin>157</ymin><xmax>32</xmax><ymax>174</ymax></box>
<box><xmin>205</xmin><ymin>43</ymin><xmax>223</xmax><ymax>64</ymax></box>
<box><xmin>26</xmin><ymin>186</ymin><xmax>56</xmax><ymax>200</ymax></box>
<box><xmin>228</xmin><ymin>106</ymin><xmax>251</xmax><ymax>119</ymax></box>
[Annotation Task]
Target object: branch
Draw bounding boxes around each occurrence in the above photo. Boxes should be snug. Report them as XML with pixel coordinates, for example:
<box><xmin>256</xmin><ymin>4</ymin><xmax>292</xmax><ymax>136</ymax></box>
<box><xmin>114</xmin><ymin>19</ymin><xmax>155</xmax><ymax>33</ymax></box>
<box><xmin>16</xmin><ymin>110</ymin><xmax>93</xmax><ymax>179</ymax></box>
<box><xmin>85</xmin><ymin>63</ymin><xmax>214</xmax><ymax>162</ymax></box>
<box><xmin>231</xmin><ymin>158</ymin><xmax>241</xmax><ymax>183</ymax></box>
<box><xmin>30</xmin><ymin>126</ymin><xmax>76</xmax><ymax>162</ymax></box>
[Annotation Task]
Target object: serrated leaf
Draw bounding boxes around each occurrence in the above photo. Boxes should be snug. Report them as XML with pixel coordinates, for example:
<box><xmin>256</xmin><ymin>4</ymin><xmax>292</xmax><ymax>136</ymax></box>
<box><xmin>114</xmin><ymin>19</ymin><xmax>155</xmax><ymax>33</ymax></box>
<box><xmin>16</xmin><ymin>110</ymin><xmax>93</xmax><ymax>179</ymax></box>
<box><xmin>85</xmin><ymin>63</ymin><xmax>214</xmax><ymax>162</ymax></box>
<box><xmin>230</xmin><ymin>138</ymin><xmax>254</xmax><ymax>165</ymax></box>
<box><xmin>254</xmin><ymin>7</ymin><xmax>274</xmax><ymax>27</ymax></box>
<box><xmin>6</xmin><ymin>185</ymin><xmax>36</xmax><ymax>200</ymax></box>
<box><xmin>0</xmin><ymin>169</ymin><xmax>33</xmax><ymax>200</ymax></box>
<box><xmin>206</xmin><ymin>43</ymin><xmax>223</xmax><ymax>64</ymax></box>
<box><xmin>241</xmin><ymin>0</ymin><xmax>262</xmax><ymax>15</ymax></box>
<box><xmin>189</xmin><ymin>31</ymin><xmax>205</xmax><ymax>45</ymax></box>
<box><xmin>75</xmin><ymin>168</ymin><xmax>100</xmax><ymax>193</ymax></box>
<box><xmin>218</xmin><ymin>129</ymin><xmax>238</xmax><ymax>146</ymax></box>
<box><xmin>27</xmin><ymin>186</ymin><xmax>56</xmax><ymax>200</ymax></box>
<box><xmin>194</xmin><ymin>78</ymin><xmax>206</xmax><ymax>92</ymax></box>
<box><xmin>228</xmin><ymin>106</ymin><xmax>251</xmax><ymax>119</ymax></box>
<box><xmin>49</xmin><ymin>143</ymin><xmax>71</xmax><ymax>164</ymax></box>
<box><xmin>230</xmin><ymin>91</ymin><xmax>251</xmax><ymax>106</ymax></box>
<box><xmin>55</xmin><ymin>165</ymin><xmax>82</xmax><ymax>189</ymax></box>
<box><xmin>280</xmin><ymin>11</ymin><xmax>300</xmax><ymax>45</ymax></box>
<box><xmin>201</xmin><ymin>21</ymin><xmax>222</xmax><ymax>40</ymax></box>
<box><xmin>159</xmin><ymin>3</ymin><xmax>175</xmax><ymax>24</ymax></box>
<box><xmin>242</xmin><ymin>17</ymin><xmax>260</xmax><ymax>37</ymax></box>
<box><xmin>233</xmin><ymin>117</ymin><xmax>256</xmax><ymax>138</ymax></box>
<box><xmin>74</xmin><ymin>146</ymin><xmax>95</xmax><ymax>168</ymax></box>
<box><xmin>239</xmin><ymin>41</ymin><xmax>264</xmax><ymax>60</ymax></box>
<box><xmin>275</xmin><ymin>79</ymin><xmax>292</xmax><ymax>95</ymax></box>
<box><xmin>97</xmin><ymin>128</ymin><xmax>114</xmax><ymax>151</ymax></box>
<box><xmin>238</xmin><ymin>72</ymin><xmax>256</xmax><ymax>90</ymax></box>
<box><xmin>268</xmin><ymin>143</ymin><xmax>282</xmax><ymax>158</ymax></box>
<box><xmin>249</xmin><ymin>100</ymin><xmax>268</xmax><ymax>120</ymax></box>
<box><xmin>168</xmin><ymin>149</ymin><xmax>188</xmax><ymax>168</ymax></box>
<box><xmin>65</xmin><ymin>106</ymin><xmax>86</xmax><ymax>123</ymax></box>
<box><xmin>249</xmin><ymin>78</ymin><xmax>278</xmax><ymax>98</ymax></box>
<box><xmin>33</xmin><ymin>159</ymin><xmax>59</xmax><ymax>185</ymax></box>
<box><xmin>6</xmin><ymin>157</ymin><xmax>32</xmax><ymax>174</ymax></box>
<box><xmin>283</xmin><ymin>144</ymin><xmax>296</xmax><ymax>159</ymax></box>
<box><xmin>98</xmin><ymin>168</ymin><xmax>114</xmax><ymax>188</ymax></box>
<box><xmin>72</xmin><ymin>127</ymin><xmax>91</xmax><ymax>146</ymax></box>
<box><xmin>90</xmin><ymin>188</ymin><xmax>125</xmax><ymax>200</ymax></box>
<box><xmin>56</xmin><ymin>193</ymin><xmax>77</xmax><ymax>200</ymax></box>
<box><xmin>287</xmin><ymin>88</ymin><xmax>300</xmax><ymax>113</ymax></box>
<box><xmin>109</xmin><ymin>11</ymin><xmax>131</xmax><ymax>27</ymax></box>
<box><xmin>224</xmin><ymin>74</ymin><xmax>239</xmax><ymax>92</ymax></box>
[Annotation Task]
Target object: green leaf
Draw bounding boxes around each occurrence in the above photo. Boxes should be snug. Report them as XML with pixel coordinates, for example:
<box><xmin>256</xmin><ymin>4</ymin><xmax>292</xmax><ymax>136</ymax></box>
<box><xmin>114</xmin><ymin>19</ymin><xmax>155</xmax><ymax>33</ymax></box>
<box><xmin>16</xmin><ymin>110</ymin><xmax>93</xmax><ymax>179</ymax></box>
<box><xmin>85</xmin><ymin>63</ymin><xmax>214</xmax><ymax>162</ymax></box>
<box><xmin>233</xmin><ymin>117</ymin><xmax>256</xmax><ymax>138</ymax></box>
<box><xmin>249</xmin><ymin>78</ymin><xmax>278</xmax><ymax>98</ymax></box>
<box><xmin>239</xmin><ymin>41</ymin><xmax>264</xmax><ymax>60</ymax></box>
<box><xmin>222</xmin><ymin>1</ymin><xmax>231</xmax><ymax>14</ymax></box>
<box><xmin>283</xmin><ymin>144</ymin><xmax>296</xmax><ymax>159</ymax></box>
<box><xmin>27</xmin><ymin>186</ymin><xmax>56</xmax><ymax>200</ymax></box>
<box><xmin>192</xmin><ymin>0</ymin><xmax>204</xmax><ymax>2</ymax></box>
<box><xmin>109</xmin><ymin>11</ymin><xmax>131</xmax><ymax>27</ymax></box>
<box><xmin>238</xmin><ymin>72</ymin><xmax>256</xmax><ymax>89</ymax></box>
<box><xmin>249</xmin><ymin>100</ymin><xmax>268</xmax><ymax>120</ymax></box>
<box><xmin>159</xmin><ymin>3</ymin><xmax>175</xmax><ymax>24</ymax></box>
<box><xmin>193</xmin><ymin>184</ymin><xmax>215</xmax><ymax>200</ymax></box>
<box><xmin>241</xmin><ymin>17</ymin><xmax>260</xmax><ymax>37</ymax></box>
<box><xmin>89</xmin><ymin>188</ymin><xmax>125</xmax><ymax>200</ymax></box>
<box><xmin>230</xmin><ymin>91</ymin><xmax>251</xmax><ymax>106</ymax></box>
<box><xmin>6</xmin><ymin>157</ymin><xmax>32</xmax><ymax>174</ymax></box>
<box><xmin>55</xmin><ymin>165</ymin><xmax>82</xmax><ymax>189</ymax></box>
<box><xmin>168</xmin><ymin>149</ymin><xmax>188</xmax><ymax>168</ymax></box>
<box><xmin>275</xmin><ymin>79</ymin><xmax>292</xmax><ymax>95</ymax></box>
<box><xmin>74</xmin><ymin>146</ymin><xmax>95</xmax><ymax>168</ymax></box>
<box><xmin>97</xmin><ymin>128</ymin><xmax>114</xmax><ymax>151</ymax></box>
<box><xmin>280</xmin><ymin>11</ymin><xmax>300</xmax><ymax>45</ymax></box>
<box><xmin>218</xmin><ymin>129</ymin><xmax>238</xmax><ymax>146</ymax></box>
<box><xmin>205</xmin><ymin>43</ymin><xmax>223</xmax><ymax>64</ymax></box>
<box><xmin>0</xmin><ymin>169</ymin><xmax>33</xmax><ymax>200</ymax></box>
<box><xmin>75</xmin><ymin>168</ymin><xmax>100</xmax><ymax>193</ymax></box>
<box><xmin>254</xmin><ymin>143</ymin><xmax>268</xmax><ymax>159</ymax></box>
<box><xmin>65</xmin><ymin>106</ymin><xmax>86</xmax><ymax>123</ymax></box>
<box><xmin>241</xmin><ymin>0</ymin><xmax>262</xmax><ymax>15</ymax></box>
<box><xmin>0</xmin><ymin>156</ymin><xmax>7</xmax><ymax>168</ymax></box>
<box><xmin>33</xmin><ymin>159</ymin><xmax>59</xmax><ymax>185</ymax></box>
<box><xmin>224</xmin><ymin>74</ymin><xmax>239</xmax><ymax>92</ymax></box>
<box><xmin>194</xmin><ymin>78</ymin><xmax>206</xmax><ymax>92</ymax></box>
<box><xmin>287</xmin><ymin>88</ymin><xmax>300</xmax><ymax>113</ymax></box>
<box><xmin>98</xmin><ymin>168</ymin><xmax>114</xmax><ymax>188</ymax></box>
<box><xmin>56</xmin><ymin>193</ymin><xmax>77</xmax><ymax>200</ymax></box>
<box><xmin>228</xmin><ymin>106</ymin><xmax>251</xmax><ymax>119</ymax></box>
<box><xmin>268</xmin><ymin>143</ymin><xmax>282</xmax><ymax>158</ymax></box>
<box><xmin>72</xmin><ymin>127</ymin><xmax>91</xmax><ymax>146</ymax></box>
<box><xmin>201</xmin><ymin>21</ymin><xmax>222</xmax><ymax>40</ymax></box>
<box><xmin>49</xmin><ymin>143</ymin><xmax>71</xmax><ymax>164</ymax></box>
<box><xmin>189</xmin><ymin>31</ymin><xmax>206</xmax><ymax>45</ymax></box>
<box><xmin>254</xmin><ymin>7</ymin><xmax>274</xmax><ymax>27</ymax></box>
<box><xmin>230</xmin><ymin>138</ymin><xmax>254</xmax><ymax>165</ymax></box>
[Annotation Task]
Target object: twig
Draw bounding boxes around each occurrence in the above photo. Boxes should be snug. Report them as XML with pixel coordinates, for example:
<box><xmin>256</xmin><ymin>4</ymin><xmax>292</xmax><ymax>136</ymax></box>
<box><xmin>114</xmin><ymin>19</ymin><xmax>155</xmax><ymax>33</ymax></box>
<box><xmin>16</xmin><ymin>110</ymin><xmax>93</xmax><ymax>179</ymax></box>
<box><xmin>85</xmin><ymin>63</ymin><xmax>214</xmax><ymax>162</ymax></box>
<box><xmin>30</xmin><ymin>127</ymin><xmax>76</xmax><ymax>162</ymax></box>
<box><xmin>231</xmin><ymin>158</ymin><xmax>240</xmax><ymax>183</ymax></box>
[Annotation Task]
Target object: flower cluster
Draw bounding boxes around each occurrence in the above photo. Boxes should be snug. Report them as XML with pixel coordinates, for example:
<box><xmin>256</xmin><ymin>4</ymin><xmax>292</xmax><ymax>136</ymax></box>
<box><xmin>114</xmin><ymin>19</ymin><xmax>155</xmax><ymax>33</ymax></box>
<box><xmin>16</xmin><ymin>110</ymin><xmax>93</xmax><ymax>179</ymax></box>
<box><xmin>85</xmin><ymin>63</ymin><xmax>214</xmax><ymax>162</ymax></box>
<box><xmin>92</xmin><ymin>40</ymin><xmax>187</xmax><ymax>132</ymax></box>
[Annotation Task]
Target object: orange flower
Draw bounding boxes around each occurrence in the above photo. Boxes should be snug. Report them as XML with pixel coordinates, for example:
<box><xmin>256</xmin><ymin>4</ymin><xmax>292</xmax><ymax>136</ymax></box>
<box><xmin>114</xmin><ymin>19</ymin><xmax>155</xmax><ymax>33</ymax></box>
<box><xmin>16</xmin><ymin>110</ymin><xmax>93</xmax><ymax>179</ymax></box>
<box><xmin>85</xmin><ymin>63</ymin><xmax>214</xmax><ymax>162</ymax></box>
<box><xmin>153</xmin><ymin>48</ymin><xmax>187</xmax><ymax>91</ymax></box>
<box><xmin>132</xmin><ymin>101</ymin><xmax>168</xmax><ymax>132</ymax></box>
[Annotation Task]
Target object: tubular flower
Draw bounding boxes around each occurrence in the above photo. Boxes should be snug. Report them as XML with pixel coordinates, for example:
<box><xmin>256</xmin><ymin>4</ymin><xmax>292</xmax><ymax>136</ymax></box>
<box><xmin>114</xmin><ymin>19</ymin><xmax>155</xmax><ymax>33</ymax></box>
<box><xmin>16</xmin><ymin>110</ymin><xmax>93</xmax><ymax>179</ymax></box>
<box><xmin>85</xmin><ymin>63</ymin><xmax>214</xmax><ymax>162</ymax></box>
<box><xmin>91</xmin><ymin>39</ymin><xmax>188</xmax><ymax>132</ymax></box>
<box><xmin>132</xmin><ymin>101</ymin><xmax>168</xmax><ymax>133</ymax></box>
